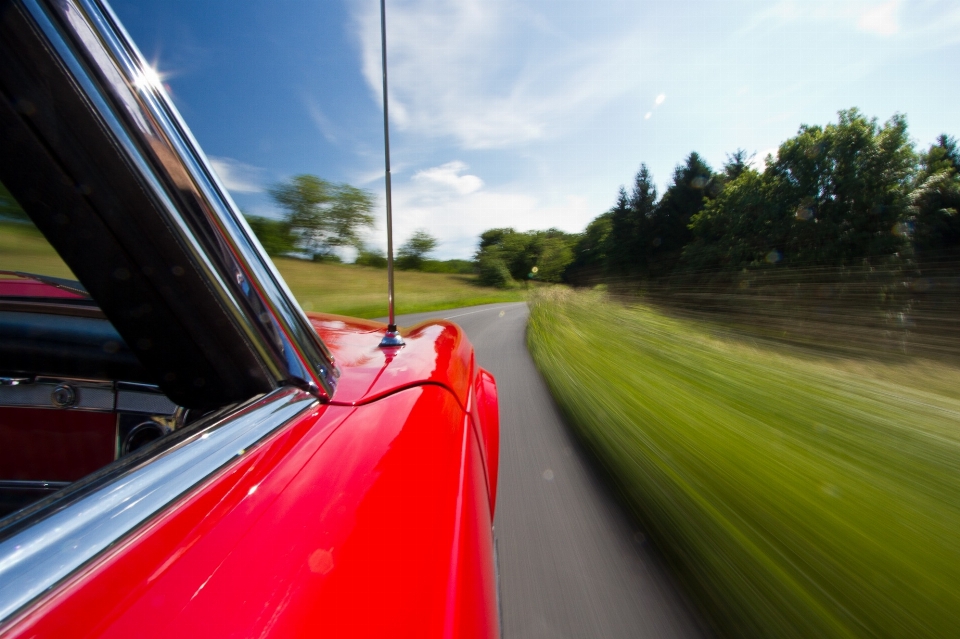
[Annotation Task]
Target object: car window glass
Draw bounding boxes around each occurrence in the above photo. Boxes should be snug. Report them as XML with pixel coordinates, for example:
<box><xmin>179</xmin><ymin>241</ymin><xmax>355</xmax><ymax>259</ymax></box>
<box><xmin>0</xmin><ymin>177</ymin><xmax>176</xmax><ymax>523</ymax></box>
<box><xmin>0</xmin><ymin>179</ymin><xmax>76</xmax><ymax>283</ymax></box>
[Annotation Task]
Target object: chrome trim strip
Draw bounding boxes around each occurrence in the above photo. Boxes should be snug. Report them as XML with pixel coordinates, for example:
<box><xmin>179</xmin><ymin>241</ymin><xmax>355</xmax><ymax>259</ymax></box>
<box><xmin>0</xmin><ymin>380</ymin><xmax>113</xmax><ymax>411</ymax></box>
<box><xmin>0</xmin><ymin>386</ymin><xmax>317</xmax><ymax>624</ymax></box>
<box><xmin>22</xmin><ymin>0</ymin><xmax>338</xmax><ymax>398</ymax></box>
<box><xmin>0</xmin><ymin>481</ymin><xmax>70</xmax><ymax>490</ymax></box>
<box><xmin>0</xmin><ymin>379</ymin><xmax>177</xmax><ymax>415</ymax></box>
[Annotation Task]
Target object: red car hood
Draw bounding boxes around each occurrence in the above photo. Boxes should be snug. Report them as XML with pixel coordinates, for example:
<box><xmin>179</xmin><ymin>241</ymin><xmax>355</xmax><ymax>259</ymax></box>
<box><xmin>308</xmin><ymin>313</ymin><xmax>475</xmax><ymax>409</ymax></box>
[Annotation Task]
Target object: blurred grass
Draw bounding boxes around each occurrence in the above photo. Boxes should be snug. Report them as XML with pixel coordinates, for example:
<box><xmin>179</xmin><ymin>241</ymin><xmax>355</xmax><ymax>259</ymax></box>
<box><xmin>0</xmin><ymin>222</ymin><xmax>523</xmax><ymax>317</ymax></box>
<box><xmin>0</xmin><ymin>222</ymin><xmax>75</xmax><ymax>278</ymax></box>
<box><xmin>274</xmin><ymin>257</ymin><xmax>524</xmax><ymax>318</ymax></box>
<box><xmin>527</xmin><ymin>288</ymin><xmax>960</xmax><ymax>638</ymax></box>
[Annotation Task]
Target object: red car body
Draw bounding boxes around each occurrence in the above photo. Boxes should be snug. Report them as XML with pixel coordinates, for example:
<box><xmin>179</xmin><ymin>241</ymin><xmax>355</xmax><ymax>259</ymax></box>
<box><xmin>1</xmin><ymin>302</ymin><xmax>501</xmax><ymax>638</ymax></box>
<box><xmin>0</xmin><ymin>0</ymin><xmax>501</xmax><ymax>635</ymax></box>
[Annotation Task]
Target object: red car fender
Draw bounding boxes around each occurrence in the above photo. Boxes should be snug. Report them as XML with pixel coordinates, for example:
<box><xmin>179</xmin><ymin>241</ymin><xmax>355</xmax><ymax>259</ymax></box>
<box><xmin>470</xmin><ymin>368</ymin><xmax>500</xmax><ymax>518</ymax></box>
<box><xmin>2</xmin><ymin>385</ymin><xmax>498</xmax><ymax>639</ymax></box>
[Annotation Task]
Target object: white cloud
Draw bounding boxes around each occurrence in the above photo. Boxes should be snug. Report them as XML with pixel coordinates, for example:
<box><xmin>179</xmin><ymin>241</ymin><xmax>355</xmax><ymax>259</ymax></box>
<box><xmin>208</xmin><ymin>156</ymin><xmax>263</xmax><ymax>193</ymax></box>
<box><xmin>644</xmin><ymin>112</ymin><xmax>652</xmax><ymax>120</ymax></box>
<box><xmin>741</xmin><ymin>0</ymin><xmax>906</xmax><ymax>38</ymax></box>
<box><xmin>361</xmin><ymin>171</ymin><xmax>594</xmax><ymax>260</ymax></box>
<box><xmin>750</xmin><ymin>147</ymin><xmax>779</xmax><ymax>173</ymax></box>
<box><xmin>412</xmin><ymin>161</ymin><xmax>483</xmax><ymax>195</ymax></box>
<box><xmin>352</xmin><ymin>0</ymin><xmax>645</xmax><ymax>149</ymax></box>
<box><xmin>857</xmin><ymin>0</ymin><xmax>900</xmax><ymax>36</ymax></box>
<box><xmin>654</xmin><ymin>93</ymin><xmax>666</xmax><ymax>106</ymax></box>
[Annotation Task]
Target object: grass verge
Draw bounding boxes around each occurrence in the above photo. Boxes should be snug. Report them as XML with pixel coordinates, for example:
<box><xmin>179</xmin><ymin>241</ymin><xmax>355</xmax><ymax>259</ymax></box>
<box><xmin>527</xmin><ymin>288</ymin><xmax>960</xmax><ymax>638</ymax></box>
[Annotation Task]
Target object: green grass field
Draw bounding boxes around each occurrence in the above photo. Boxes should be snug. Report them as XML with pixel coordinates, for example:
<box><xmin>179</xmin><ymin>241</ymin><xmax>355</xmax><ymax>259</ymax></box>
<box><xmin>274</xmin><ymin>256</ymin><xmax>524</xmax><ymax>318</ymax></box>
<box><xmin>0</xmin><ymin>222</ymin><xmax>523</xmax><ymax>318</ymax></box>
<box><xmin>527</xmin><ymin>288</ymin><xmax>960</xmax><ymax>638</ymax></box>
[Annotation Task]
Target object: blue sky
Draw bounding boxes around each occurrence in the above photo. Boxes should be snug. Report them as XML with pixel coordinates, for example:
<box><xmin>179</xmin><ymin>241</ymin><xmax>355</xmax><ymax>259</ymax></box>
<box><xmin>111</xmin><ymin>0</ymin><xmax>960</xmax><ymax>260</ymax></box>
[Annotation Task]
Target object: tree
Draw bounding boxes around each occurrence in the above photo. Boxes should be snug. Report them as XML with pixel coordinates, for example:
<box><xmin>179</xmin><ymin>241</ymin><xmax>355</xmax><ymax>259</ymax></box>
<box><xmin>566</xmin><ymin>211</ymin><xmax>612</xmax><ymax>284</ymax></box>
<box><xmin>474</xmin><ymin>227</ymin><xmax>576</xmax><ymax>284</ymax></box>
<box><xmin>268</xmin><ymin>175</ymin><xmax>375</xmax><ymax>260</ymax></box>
<box><xmin>244</xmin><ymin>215</ymin><xmax>295</xmax><ymax>257</ymax></box>
<box><xmin>477</xmin><ymin>255</ymin><xmax>513</xmax><ymax>288</ymax></box>
<box><xmin>606</xmin><ymin>165</ymin><xmax>658</xmax><ymax>277</ymax></box>
<box><xmin>649</xmin><ymin>152</ymin><xmax>715</xmax><ymax>274</ymax></box>
<box><xmin>911</xmin><ymin>134</ymin><xmax>960</xmax><ymax>264</ymax></box>
<box><xmin>686</xmin><ymin>109</ymin><xmax>916</xmax><ymax>270</ymax></box>
<box><xmin>355</xmin><ymin>246</ymin><xmax>387</xmax><ymax>268</ymax></box>
<box><xmin>397</xmin><ymin>229</ymin><xmax>438</xmax><ymax>270</ymax></box>
<box><xmin>721</xmin><ymin>149</ymin><xmax>754</xmax><ymax>183</ymax></box>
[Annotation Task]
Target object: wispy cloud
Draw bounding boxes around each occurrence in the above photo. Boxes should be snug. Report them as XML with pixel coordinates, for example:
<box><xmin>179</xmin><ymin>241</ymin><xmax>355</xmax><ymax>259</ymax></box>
<box><xmin>209</xmin><ymin>156</ymin><xmax>263</xmax><ymax>193</ymax></box>
<box><xmin>303</xmin><ymin>99</ymin><xmax>339</xmax><ymax>143</ymax></box>
<box><xmin>739</xmin><ymin>0</ymin><xmax>913</xmax><ymax>39</ymax></box>
<box><xmin>413</xmin><ymin>161</ymin><xmax>483</xmax><ymax>195</ymax></box>
<box><xmin>655</xmin><ymin>93</ymin><xmax>666</xmax><ymax>106</ymax></box>
<box><xmin>856</xmin><ymin>0</ymin><xmax>900</xmax><ymax>35</ymax></box>
<box><xmin>352</xmin><ymin>0</ymin><xmax>645</xmax><ymax>149</ymax></box>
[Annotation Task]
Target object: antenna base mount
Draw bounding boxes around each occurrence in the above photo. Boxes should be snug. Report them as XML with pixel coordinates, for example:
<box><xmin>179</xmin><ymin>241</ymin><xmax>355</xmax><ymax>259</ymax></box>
<box><xmin>379</xmin><ymin>324</ymin><xmax>405</xmax><ymax>348</ymax></box>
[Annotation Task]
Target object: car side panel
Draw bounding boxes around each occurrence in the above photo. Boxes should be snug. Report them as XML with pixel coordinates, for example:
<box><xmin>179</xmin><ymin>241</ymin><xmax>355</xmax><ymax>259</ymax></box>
<box><xmin>469</xmin><ymin>368</ymin><xmax>500</xmax><ymax>517</ymax></box>
<box><xmin>450</xmin><ymin>409</ymin><xmax>501</xmax><ymax>638</ymax></box>
<box><xmin>2</xmin><ymin>385</ymin><xmax>496</xmax><ymax>638</ymax></box>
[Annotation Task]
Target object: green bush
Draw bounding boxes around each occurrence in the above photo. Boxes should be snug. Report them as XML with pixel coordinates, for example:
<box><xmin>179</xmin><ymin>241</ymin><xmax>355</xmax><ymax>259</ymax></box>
<box><xmin>477</xmin><ymin>256</ymin><xmax>513</xmax><ymax>288</ymax></box>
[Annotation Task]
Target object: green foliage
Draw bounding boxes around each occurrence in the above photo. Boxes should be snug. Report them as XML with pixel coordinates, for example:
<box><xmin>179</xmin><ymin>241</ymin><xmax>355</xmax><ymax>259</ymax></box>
<box><xmin>244</xmin><ymin>214</ymin><xmax>296</xmax><ymax>256</ymax></box>
<box><xmin>565</xmin><ymin>211</ymin><xmax>612</xmax><ymax>284</ymax></box>
<box><xmin>606</xmin><ymin>166</ymin><xmax>658</xmax><ymax>276</ymax></box>
<box><xmin>477</xmin><ymin>254</ymin><xmax>513</xmax><ymax>288</ymax></box>
<box><xmin>721</xmin><ymin>148</ymin><xmax>753</xmax><ymax>183</ymax></box>
<box><xmin>397</xmin><ymin>229</ymin><xmax>438</xmax><ymax>270</ymax></box>
<box><xmin>566</xmin><ymin>109</ymin><xmax>956</xmax><ymax>283</ymax></box>
<box><xmin>648</xmin><ymin>152</ymin><xmax>716</xmax><ymax>274</ymax></box>
<box><xmin>355</xmin><ymin>246</ymin><xmax>387</xmax><ymax>268</ymax></box>
<box><xmin>685</xmin><ymin>109</ymin><xmax>917</xmax><ymax>270</ymax></box>
<box><xmin>476</xmin><ymin>227</ymin><xmax>577</xmax><ymax>284</ymax></box>
<box><xmin>911</xmin><ymin>135</ymin><xmax>960</xmax><ymax>263</ymax></box>
<box><xmin>419</xmin><ymin>259</ymin><xmax>475</xmax><ymax>274</ymax></box>
<box><xmin>268</xmin><ymin>175</ymin><xmax>375</xmax><ymax>260</ymax></box>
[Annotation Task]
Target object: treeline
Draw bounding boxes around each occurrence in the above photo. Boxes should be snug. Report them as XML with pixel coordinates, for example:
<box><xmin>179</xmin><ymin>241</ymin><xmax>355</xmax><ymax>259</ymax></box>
<box><xmin>247</xmin><ymin>109</ymin><xmax>959</xmax><ymax>290</ymax></box>
<box><xmin>564</xmin><ymin>109</ymin><xmax>960</xmax><ymax>285</ymax></box>
<box><xmin>245</xmin><ymin>175</ymin><xmax>472</xmax><ymax>274</ymax></box>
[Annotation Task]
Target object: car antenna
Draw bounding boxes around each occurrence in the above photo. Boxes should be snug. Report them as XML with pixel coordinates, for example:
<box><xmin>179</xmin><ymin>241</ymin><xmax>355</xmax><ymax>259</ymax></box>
<box><xmin>378</xmin><ymin>0</ymin><xmax>403</xmax><ymax>348</ymax></box>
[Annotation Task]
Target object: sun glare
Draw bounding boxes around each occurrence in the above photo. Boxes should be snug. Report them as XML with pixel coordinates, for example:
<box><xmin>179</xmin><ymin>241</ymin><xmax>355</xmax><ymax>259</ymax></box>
<box><xmin>135</xmin><ymin>64</ymin><xmax>164</xmax><ymax>91</ymax></box>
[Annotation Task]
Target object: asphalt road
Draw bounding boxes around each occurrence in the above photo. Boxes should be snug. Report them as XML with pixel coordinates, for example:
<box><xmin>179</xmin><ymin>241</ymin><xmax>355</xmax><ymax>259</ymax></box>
<box><xmin>390</xmin><ymin>302</ymin><xmax>708</xmax><ymax>639</ymax></box>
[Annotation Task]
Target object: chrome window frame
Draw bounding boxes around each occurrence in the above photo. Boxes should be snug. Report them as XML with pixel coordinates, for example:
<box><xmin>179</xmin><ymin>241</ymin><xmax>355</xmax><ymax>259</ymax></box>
<box><xmin>0</xmin><ymin>0</ymin><xmax>343</xmax><ymax>627</ymax></box>
<box><xmin>20</xmin><ymin>0</ymin><xmax>338</xmax><ymax>399</ymax></box>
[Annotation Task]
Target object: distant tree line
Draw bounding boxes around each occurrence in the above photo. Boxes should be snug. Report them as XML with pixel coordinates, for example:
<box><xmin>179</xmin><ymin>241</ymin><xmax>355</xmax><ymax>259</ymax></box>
<box><xmin>246</xmin><ymin>110</ymin><xmax>959</xmax><ymax>290</ymax></box>
<box><xmin>474</xmin><ymin>228</ymin><xmax>578</xmax><ymax>287</ymax></box>
<box><xmin>246</xmin><ymin>175</ymin><xmax>472</xmax><ymax>274</ymax></box>
<box><xmin>564</xmin><ymin>109</ymin><xmax>960</xmax><ymax>285</ymax></box>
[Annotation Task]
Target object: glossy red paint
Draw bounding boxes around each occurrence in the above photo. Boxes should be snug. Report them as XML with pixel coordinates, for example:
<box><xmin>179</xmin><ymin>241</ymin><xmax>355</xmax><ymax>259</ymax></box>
<box><xmin>0</xmin><ymin>407</ymin><xmax>114</xmax><ymax>481</ymax></box>
<box><xmin>0</xmin><ymin>279</ymin><xmax>84</xmax><ymax>299</ymax></box>
<box><xmin>3</xmin><ymin>324</ymin><xmax>499</xmax><ymax>639</ymax></box>
<box><xmin>470</xmin><ymin>369</ymin><xmax>500</xmax><ymax>517</ymax></box>
<box><xmin>310</xmin><ymin>313</ymin><xmax>475</xmax><ymax>408</ymax></box>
